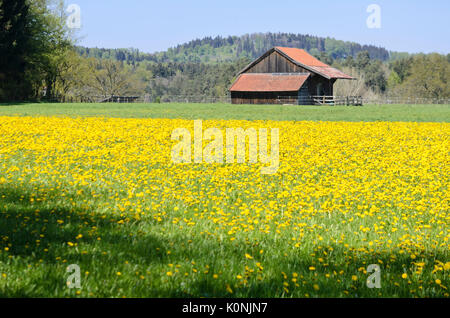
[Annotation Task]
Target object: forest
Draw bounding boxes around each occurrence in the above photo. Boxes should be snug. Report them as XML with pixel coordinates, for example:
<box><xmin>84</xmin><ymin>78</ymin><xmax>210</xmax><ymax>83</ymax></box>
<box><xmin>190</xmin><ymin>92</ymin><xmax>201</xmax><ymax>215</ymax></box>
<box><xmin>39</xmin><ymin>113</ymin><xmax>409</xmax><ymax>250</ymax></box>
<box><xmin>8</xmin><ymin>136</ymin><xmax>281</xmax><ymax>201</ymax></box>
<box><xmin>1</xmin><ymin>0</ymin><xmax>449</xmax><ymax>103</ymax></box>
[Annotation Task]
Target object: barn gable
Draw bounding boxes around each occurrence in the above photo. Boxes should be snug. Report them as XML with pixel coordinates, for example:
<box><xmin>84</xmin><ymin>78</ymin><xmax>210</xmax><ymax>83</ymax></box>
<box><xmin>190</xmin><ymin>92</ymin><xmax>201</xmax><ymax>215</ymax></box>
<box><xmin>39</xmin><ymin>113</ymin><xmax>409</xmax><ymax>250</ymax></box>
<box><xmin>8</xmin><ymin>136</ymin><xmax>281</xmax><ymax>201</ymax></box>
<box><xmin>240</xmin><ymin>50</ymin><xmax>310</xmax><ymax>74</ymax></box>
<box><xmin>238</xmin><ymin>47</ymin><xmax>353</xmax><ymax>79</ymax></box>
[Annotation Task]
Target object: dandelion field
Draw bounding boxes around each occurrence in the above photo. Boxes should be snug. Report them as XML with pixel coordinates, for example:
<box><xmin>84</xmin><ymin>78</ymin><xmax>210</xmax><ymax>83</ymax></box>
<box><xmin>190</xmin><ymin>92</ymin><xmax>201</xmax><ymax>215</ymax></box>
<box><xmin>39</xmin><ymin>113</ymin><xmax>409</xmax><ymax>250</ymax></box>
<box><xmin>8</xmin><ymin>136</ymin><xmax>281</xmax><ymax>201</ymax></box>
<box><xmin>0</xmin><ymin>105</ymin><xmax>448</xmax><ymax>298</ymax></box>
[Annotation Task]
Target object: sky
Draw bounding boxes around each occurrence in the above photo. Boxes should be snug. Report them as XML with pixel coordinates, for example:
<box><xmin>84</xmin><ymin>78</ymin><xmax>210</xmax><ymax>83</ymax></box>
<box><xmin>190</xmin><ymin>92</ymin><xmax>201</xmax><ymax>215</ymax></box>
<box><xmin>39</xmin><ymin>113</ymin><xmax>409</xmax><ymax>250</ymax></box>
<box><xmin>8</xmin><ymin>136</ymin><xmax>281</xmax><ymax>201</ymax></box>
<box><xmin>69</xmin><ymin>0</ymin><xmax>450</xmax><ymax>54</ymax></box>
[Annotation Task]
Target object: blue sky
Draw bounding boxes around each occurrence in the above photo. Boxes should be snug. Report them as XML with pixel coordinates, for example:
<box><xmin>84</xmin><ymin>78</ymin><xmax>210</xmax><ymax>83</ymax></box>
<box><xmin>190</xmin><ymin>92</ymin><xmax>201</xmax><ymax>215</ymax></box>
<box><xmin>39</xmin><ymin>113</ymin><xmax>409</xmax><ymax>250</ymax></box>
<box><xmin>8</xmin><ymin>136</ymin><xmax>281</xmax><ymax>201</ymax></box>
<box><xmin>71</xmin><ymin>0</ymin><xmax>450</xmax><ymax>54</ymax></box>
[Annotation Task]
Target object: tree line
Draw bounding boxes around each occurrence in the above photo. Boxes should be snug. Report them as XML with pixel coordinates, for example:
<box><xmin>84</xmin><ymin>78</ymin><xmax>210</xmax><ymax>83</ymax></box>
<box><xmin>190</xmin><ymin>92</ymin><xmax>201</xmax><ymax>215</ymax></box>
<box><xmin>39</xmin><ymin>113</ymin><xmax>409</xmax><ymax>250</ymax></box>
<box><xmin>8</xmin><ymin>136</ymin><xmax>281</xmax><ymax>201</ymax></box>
<box><xmin>333</xmin><ymin>51</ymin><xmax>449</xmax><ymax>100</ymax></box>
<box><xmin>1</xmin><ymin>0</ymin><xmax>448</xmax><ymax>103</ymax></box>
<box><xmin>75</xmin><ymin>32</ymin><xmax>390</xmax><ymax>64</ymax></box>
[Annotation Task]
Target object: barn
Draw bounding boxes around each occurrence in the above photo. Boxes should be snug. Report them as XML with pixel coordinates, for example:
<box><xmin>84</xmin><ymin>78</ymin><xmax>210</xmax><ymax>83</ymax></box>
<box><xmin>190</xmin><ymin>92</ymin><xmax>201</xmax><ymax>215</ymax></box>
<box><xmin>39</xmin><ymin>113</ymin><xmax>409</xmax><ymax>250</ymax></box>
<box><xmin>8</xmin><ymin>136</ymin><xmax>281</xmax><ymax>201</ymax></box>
<box><xmin>229</xmin><ymin>47</ymin><xmax>354</xmax><ymax>105</ymax></box>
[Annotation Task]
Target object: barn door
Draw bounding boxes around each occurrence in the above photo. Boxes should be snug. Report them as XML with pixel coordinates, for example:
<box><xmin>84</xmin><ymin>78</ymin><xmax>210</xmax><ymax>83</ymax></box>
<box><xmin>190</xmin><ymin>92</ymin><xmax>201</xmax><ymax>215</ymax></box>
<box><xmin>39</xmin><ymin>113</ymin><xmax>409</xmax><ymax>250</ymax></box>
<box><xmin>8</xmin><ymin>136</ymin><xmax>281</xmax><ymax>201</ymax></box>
<box><xmin>316</xmin><ymin>83</ymin><xmax>323</xmax><ymax>96</ymax></box>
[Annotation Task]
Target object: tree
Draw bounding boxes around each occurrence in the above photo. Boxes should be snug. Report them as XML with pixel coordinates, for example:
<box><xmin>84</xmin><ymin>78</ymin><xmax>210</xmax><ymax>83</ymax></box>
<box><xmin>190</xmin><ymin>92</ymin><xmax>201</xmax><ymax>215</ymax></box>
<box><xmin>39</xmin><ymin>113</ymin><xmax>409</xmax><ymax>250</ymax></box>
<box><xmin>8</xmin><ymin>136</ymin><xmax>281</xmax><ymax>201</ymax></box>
<box><xmin>356</xmin><ymin>51</ymin><xmax>371</xmax><ymax>70</ymax></box>
<box><xmin>364</xmin><ymin>61</ymin><xmax>387</xmax><ymax>93</ymax></box>
<box><xmin>387</xmin><ymin>71</ymin><xmax>401</xmax><ymax>90</ymax></box>
<box><xmin>394</xmin><ymin>54</ymin><xmax>450</xmax><ymax>99</ymax></box>
<box><xmin>0</xmin><ymin>0</ymin><xmax>74</xmax><ymax>101</ymax></box>
<box><xmin>53</xmin><ymin>49</ymin><xmax>84</xmax><ymax>101</ymax></box>
<box><xmin>82</xmin><ymin>59</ymin><xmax>131</xmax><ymax>99</ymax></box>
<box><xmin>0</xmin><ymin>0</ymin><xmax>33</xmax><ymax>100</ymax></box>
<box><xmin>343</xmin><ymin>56</ymin><xmax>355</xmax><ymax>68</ymax></box>
<box><xmin>317</xmin><ymin>52</ymin><xmax>333</xmax><ymax>65</ymax></box>
<box><xmin>334</xmin><ymin>67</ymin><xmax>366</xmax><ymax>97</ymax></box>
<box><xmin>390</xmin><ymin>57</ymin><xmax>413</xmax><ymax>82</ymax></box>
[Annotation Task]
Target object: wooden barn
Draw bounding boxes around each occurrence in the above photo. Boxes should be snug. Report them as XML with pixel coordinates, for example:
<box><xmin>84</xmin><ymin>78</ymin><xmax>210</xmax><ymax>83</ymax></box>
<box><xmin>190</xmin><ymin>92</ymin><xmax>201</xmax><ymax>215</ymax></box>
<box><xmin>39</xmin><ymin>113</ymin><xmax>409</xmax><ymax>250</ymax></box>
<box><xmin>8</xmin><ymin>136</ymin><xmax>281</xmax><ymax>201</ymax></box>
<box><xmin>229</xmin><ymin>47</ymin><xmax>354</xmax><ymax>105</ymax></box>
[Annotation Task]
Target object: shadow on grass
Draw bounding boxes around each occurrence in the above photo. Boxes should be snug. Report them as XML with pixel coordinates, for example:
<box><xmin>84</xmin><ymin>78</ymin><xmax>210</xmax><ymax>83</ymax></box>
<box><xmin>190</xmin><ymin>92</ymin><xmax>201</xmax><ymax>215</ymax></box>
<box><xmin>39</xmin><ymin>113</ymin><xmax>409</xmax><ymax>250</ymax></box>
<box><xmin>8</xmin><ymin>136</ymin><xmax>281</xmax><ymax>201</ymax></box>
<box><xmin>0</xmin><ymin>183</ymin><xmax>447</xmax><ymax>297</ymax></box>
<box><xmin>0</xmin><ymin>102</ymin><xmax>36</xmax><ymax>107</ymax></box>
<box><xmin>0</xmin><ymin>183</ymin><xmax>173</xmax><ymax>296</ymax></box>
<box><xmin>0</xmin><ymin>184</ymin><xmax>166</xmax><ymax>263</ymax></box>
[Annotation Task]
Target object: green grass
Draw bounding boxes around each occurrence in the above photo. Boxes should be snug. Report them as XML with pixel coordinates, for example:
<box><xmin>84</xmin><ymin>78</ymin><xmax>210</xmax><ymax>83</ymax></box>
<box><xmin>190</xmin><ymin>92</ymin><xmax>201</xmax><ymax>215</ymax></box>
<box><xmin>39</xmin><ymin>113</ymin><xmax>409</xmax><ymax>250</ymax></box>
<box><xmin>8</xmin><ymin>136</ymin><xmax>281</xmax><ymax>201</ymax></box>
<box><xmin>0</xmin><ymin>102</ymin><xmax>449</xmax><ymax>122</ymax></box>
<box><xmin>1</xmin><ymin>170</ymin><xmax>447</xmax><ymax>298</ymax></box>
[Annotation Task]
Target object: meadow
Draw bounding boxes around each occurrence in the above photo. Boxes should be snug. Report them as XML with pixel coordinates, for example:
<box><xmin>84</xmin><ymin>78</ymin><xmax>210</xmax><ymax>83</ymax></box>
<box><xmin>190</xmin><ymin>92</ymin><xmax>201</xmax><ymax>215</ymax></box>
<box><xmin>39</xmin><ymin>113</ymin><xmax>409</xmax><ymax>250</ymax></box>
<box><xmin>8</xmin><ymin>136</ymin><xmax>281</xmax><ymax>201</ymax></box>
<box><xmin>0</xmin><ymin>103</ymin><xmax>448</xmax><ymax>298</ymax></box>
<box><xmin>0</xmin><ymin>103</ymin><xmax>450</xmax><ymax>122</ymax></box>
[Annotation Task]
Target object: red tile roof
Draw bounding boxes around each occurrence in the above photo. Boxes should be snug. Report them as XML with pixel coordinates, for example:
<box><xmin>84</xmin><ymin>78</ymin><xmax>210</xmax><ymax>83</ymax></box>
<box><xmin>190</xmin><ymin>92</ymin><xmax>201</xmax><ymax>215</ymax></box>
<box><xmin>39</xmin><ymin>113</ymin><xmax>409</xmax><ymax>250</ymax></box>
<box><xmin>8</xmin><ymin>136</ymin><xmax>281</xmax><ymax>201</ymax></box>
<box><xmin>275</xmin><ymin>47</ymin><xmax>353</xmax><ymax>79</ymax></box>
<box><xmin>307</xmin><ymin>65</ymin><xmax>354</xmax><ymax>79</ymax></box>
<box><xmin>276</xmin><ymin>47</ymin><xmax>329</xmax><ymax>67</ymax></box>
<box><xmin>229</xmin><ymin>73</ymin><xmax>310</xmax><ymax>92</ymax></box>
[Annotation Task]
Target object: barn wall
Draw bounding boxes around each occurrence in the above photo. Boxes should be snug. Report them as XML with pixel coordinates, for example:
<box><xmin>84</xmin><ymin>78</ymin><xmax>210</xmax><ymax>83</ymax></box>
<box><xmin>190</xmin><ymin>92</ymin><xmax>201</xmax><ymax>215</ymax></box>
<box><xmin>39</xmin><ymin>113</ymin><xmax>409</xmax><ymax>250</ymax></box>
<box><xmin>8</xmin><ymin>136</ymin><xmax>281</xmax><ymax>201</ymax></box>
<box><xmin>245</xmin><ymin>51</ymin><xmax>309</xmax><ymax>74</ymax></box>
<box><xmin>231</xmin><ymin>91</ymin><xmax>299</xmax><ymax>105</ymax></box>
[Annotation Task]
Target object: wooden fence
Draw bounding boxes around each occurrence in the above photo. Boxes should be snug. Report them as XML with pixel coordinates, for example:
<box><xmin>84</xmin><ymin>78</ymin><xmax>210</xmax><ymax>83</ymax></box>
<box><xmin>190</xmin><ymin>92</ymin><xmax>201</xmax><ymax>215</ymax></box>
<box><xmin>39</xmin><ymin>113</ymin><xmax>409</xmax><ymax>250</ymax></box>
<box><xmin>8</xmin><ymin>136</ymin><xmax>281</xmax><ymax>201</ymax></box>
<box><xmin>276</xmin><ymin>96</ymin><xmax>363</xmax><ymax>106</ymax></box>
<box><xmin>52</xmin><ymin>95</ymin><xmax>450</xmax><ymax>105</ymax></box>
<box><xmin>310</xmin><ymin>96</ymin><xmax>363</xmax><ymax>106</ymax></box>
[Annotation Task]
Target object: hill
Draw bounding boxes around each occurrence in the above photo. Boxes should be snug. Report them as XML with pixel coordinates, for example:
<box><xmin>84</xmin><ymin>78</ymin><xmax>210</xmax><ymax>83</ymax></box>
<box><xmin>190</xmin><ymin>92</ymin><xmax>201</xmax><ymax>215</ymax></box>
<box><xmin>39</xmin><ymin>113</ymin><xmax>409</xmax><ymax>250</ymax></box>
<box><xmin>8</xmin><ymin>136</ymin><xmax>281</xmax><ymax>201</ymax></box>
<box><xmin>75</xmin><ymin>32</ymin><xmax>392</xmax><ymax>64</ymax></box>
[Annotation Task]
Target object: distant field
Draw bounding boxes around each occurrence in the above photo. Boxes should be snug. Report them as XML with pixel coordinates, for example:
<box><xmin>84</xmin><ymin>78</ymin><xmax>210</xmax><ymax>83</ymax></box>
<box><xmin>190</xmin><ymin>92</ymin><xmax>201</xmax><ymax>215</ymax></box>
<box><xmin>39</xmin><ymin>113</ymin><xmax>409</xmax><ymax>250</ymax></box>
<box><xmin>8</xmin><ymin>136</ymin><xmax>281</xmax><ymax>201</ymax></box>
<box><xmin>0</xmin><ymin>103</ymin><xmax>449</xmax><ymax>122</ymax></box>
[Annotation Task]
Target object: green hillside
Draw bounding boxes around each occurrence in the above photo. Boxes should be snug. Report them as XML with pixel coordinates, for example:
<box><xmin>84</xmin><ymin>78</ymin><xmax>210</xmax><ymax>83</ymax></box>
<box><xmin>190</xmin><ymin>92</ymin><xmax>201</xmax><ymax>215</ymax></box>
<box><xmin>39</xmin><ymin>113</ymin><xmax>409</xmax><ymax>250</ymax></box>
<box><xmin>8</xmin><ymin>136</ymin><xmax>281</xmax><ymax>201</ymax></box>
<box><xmin>76</xmin><ymin>32</ymin><xmax>392</xmax><ymax>64</ymax></box>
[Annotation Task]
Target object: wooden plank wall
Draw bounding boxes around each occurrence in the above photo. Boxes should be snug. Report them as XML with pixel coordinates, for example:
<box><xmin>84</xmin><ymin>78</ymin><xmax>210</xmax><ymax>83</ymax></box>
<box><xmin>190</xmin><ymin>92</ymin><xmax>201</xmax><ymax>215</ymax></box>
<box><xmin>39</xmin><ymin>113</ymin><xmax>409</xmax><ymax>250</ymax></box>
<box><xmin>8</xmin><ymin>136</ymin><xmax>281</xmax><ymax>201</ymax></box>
<box><xmin>245</xmin><ymin>51</ymin><xmax>309</xmax><ymax>74</ymax></box>
<box><xmin>231</xmin><ymin>91</ymin><xmax>299</xmax><ymax>105</ymax></box>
